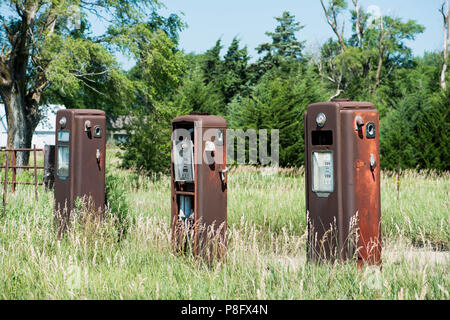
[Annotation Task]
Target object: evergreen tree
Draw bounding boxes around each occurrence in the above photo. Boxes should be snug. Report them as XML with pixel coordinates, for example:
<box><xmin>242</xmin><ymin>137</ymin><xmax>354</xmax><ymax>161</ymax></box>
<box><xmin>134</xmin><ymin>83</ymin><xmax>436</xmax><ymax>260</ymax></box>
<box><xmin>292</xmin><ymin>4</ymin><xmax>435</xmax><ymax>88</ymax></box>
<box><xmin>222</xmin><ymin>37</ymin><xmax>251</xmax><ymax>103</ymax></box>
<box><xmin>201</xmin><ymin>39</ymin><xmax>224</xmax><ymax>85</ymax></box>
<box><xmin>255</xmin><ymin>11</ymin><xmax>305</xmax><ymax>78</ymax></box>
<box><xmin>412</xmin><ymin>89</ymin><xmax>450</xmax><ymax>171</ymax></box>
<box><xmin>173</xmin><ymin>67</ymin><xmax>225</xmax><ymax>115</ymax></box>
<box><xmin>229</xmin><ymin>65</ymin><xmax>329</xmax><ymax>167</ymax></box>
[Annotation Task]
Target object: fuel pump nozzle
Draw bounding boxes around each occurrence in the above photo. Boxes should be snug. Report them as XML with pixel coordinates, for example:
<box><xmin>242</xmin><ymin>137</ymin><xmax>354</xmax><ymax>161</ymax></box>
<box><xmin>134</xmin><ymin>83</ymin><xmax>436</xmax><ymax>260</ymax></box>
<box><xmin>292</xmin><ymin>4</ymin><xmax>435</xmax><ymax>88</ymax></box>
<box><xmin>370</xmin><ymin>154</ymin><xmax>376</xmax><ymax>171</ymax></box>
<box><xmin>220</xmin><ymin>167</ymin><xmax>229</xmax><ymax>183</ymax></box>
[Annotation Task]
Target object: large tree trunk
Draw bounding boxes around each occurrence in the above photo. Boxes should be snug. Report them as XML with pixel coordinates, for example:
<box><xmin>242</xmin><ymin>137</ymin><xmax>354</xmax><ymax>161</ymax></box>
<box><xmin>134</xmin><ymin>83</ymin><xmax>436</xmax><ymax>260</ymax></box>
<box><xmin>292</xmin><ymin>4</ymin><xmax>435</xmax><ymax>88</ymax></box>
<box><xmin>0</xmin><ymin>1</ymin><xmax>41</xmax><ymax>166</ymax></box>
<box><xmin>0</xmin><ymin>84</ymin><xmax>38</xmax><ymax>166</ymax></box>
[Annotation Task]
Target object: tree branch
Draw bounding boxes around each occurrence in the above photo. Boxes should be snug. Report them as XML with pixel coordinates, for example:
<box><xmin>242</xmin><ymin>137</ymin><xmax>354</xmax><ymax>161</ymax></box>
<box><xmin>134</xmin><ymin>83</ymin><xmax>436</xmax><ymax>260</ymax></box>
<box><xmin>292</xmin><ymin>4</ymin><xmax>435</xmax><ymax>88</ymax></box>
<box><xmin>0</xmin><ymin>59</ymin><xmax>12</xmax><ymax>87</ymax></box>
<box><xmin>3</xmin><ymin>23</ymin><xmax>18</xmax><ymax>47</ymax></box>
<box><xmin>82</xmin><ymin>81</ymin><xmax>107</xmax><ymax>96</ymax></box>
<box><xmin>72</xmin><ymin>70</ymin><xmax>110</xmax><ymax>78</ymax></box>
<box><xmin>373</xmin><ymin>19</ymin><xmax>387</xmax><ymax>93</ymax></box>
<box><xmin>352</xmin><ymin>0</ymin><xmax>364</xmax><ymax>48</ymax></box>
<box><xmin>320</xmin><ymin>0</ymin><xmax>347</xmax><ymax>50</ymax></box>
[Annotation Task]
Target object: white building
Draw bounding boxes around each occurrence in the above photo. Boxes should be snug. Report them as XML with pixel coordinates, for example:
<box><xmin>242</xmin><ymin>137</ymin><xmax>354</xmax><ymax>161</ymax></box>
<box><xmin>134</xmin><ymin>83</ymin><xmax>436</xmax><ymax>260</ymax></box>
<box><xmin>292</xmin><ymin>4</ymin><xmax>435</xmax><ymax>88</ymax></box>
<box><xmin>0</xmin><ymin>104</ymin><xmax>65</xmax><ymax>148</ymax></box>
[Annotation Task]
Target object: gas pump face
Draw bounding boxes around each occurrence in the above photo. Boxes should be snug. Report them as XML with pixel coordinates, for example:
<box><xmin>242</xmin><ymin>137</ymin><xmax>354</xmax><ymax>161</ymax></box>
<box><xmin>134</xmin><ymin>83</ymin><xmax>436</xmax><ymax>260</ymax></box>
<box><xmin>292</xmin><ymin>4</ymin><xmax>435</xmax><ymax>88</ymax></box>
<box><xmin>305</xmin><ymin>100</ymin><xmax>381</xmax><ymax>266</ymax></box>
<box><xmin>311</xmin><ymin>151</ymin><xmax>334</xmax><ymax>195</ymax></box>
<box><xmin>54</xmin><ymin>109</ymin><xmax>106</xmax><ymax>233</ymax></box>
<box><xmin>171</xmin><ymin>115</ymin><xmax>228</xmax><ymax>260</ymax></box>
<box><xmin>173</xmin><ymin>128</ymin><xmax>194</xmax><ymax>183</ymax></box>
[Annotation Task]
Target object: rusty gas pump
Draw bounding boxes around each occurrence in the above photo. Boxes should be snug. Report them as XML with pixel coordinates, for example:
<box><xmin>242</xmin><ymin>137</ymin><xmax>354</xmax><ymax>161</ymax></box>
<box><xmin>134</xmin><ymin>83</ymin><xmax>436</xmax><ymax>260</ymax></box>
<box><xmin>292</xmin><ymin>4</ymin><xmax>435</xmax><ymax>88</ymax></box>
<box><xmin>305</xmin><ymin>99</ymin><xmax>381</xmax><ymax>266</ymax></box>
<box><xmin>54</xmin><ymin>109</ymin><xmax>106</xmax><ymax>233</ymax></box>
<box><xmin>171</xmin><ymin>114</ymin><xmax>228</xmax><ymax>261</ymax></box>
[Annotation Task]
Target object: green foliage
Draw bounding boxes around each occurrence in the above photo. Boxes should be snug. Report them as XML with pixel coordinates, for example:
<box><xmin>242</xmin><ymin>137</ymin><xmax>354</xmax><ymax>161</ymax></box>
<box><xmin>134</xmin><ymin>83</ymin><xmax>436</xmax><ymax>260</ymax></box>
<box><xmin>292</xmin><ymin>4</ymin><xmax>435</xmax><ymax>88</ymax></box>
<box><xmin>109</xmin><ymin>25</ymin><xmax>185</xmax><ymax>105</ymax></box>
<box><xmin>172</xmin><ymin>66</ymin><xmax>225</xmax><ymax>115</ymax></box>
<box><xmin>381</xmin><ymin>87</ymin><xmax>450</xmax><ymax>171</ymax></box>
<box><xmin>118</xmin><ymin>102</ymin><xmax>183</xmax><ymax>174</ymax></box>
<box><xmin>256</xmin><ymin>11</ymin><xmax>305</xmax><ymax>63</ymax></box>
<box><xmin>221</xmin><ymin>38</ymin><xmax>252</xmax><ymax>103</ymax></box>
<box><xmin>317</xmin><ymin>3</ymin><xmax>425</xmax><ymax>103</ymax></box>
<box><xmin>200</xmin><ymin>39</ymin><xmax>224</xmax><ymax>85</ymax></box>
<box><xmin>413</xmin><ymin>90</ymin><xmax>450</xmax><ymax>171</ymax></box>
<box><xmin>229</xmin><ymin>65</ymin><xmax>329</xmax><ymax>167</ymax></box>
<box><xmin>255</xmin><ymin>11</ymin><xmax>305</xmax><ymax>80</ymax></box>
<box><xmin>0</xmin><ymin>0</ymin><xmax>175</xmax><ymax>112</ymax></box>
<box><xmin>105</xmin><ymin>170</ymin><xmax>131</xmax><ymax>239</ymax></box>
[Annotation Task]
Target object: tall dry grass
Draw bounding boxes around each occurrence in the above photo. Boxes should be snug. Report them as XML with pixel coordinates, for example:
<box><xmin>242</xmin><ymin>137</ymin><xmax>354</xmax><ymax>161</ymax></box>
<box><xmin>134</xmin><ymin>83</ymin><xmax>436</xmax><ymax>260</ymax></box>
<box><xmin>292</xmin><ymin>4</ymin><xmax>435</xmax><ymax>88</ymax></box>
<box><xmin>0</xmin><ymin>151</ymin><xmax>447</xmax><ymax>299</ymax></box>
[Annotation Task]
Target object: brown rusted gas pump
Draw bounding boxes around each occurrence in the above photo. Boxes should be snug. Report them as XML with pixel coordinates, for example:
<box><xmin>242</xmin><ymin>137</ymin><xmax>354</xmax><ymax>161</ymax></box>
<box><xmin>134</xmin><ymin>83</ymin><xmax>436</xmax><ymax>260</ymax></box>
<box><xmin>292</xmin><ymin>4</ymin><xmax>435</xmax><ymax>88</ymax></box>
<box><xmin>171</xmin><ymin>114</ymin><xmax>228</xmax><ymax>260</ymax></box>
<box><xmin>54</xmin><ymin>109</ymin><xmax>106</xmax><ymax>233</ymax></box>
<box><xmin>305</xmin><ymin>99</ymin><xmax>381</xmax><ymax>266</ymax></box>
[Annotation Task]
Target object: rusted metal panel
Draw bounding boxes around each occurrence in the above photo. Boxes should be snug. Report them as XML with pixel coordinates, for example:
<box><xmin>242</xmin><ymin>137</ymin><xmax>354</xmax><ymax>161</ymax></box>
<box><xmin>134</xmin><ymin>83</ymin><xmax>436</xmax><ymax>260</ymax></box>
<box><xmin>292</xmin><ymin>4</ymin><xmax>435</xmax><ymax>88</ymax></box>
<box><xmin>171</xmin><ymin>115</ymin><xmax>227</xmax><ymax>261</ymax></box>
<box><xmin>305</xmin><ymin>100</ymin><xmax>381</xmax><ymax>266</ymax></box>
<box><xmin>54</xmin><ymin>109</ymin><xmax>106</xmax><ymax>233</ymax></box>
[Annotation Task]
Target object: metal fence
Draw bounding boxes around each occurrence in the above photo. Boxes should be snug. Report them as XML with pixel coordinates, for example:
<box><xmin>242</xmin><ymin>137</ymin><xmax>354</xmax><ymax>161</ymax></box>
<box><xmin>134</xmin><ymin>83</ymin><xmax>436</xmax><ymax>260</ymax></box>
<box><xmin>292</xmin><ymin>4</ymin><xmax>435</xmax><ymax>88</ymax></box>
<box><xmin>1</xmin><ymin>145</ymin><xmax>44</xmax><ymax>217</ymax></box>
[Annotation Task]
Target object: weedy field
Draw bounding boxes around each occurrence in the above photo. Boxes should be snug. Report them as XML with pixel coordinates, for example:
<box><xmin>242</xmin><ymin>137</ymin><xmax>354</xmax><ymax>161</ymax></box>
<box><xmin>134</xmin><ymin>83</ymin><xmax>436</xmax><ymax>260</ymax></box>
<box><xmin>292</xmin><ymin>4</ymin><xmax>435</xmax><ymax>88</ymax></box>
<box><xmin>0</xmin><ymin>148</ymin><xmax>448</xmax><ymax>299</ymax></box>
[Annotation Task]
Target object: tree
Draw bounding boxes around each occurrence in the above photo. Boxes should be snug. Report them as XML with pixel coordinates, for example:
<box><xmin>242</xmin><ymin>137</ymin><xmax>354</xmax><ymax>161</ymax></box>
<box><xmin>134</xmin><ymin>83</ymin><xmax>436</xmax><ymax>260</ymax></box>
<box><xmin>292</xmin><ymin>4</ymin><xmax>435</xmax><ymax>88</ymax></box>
<box><xmin>229</xmin><ymin>65</ymin><xmax>329</xmax><ymax>167</ymax></box>
<box><xmin>173</xmin><ymin>66</ymin><xmax>224</xmax><ymax>115</ymax></box>
<box><xmin>413</xmin><ymin>89</ymin><xmax>450</xmax><ymax>170</ymax></box>
<box><xmin>317</xmin><ymin>0</ymin><xmax>424</xmax><ymax>101</ymax></box>
<box><xmin>111</xmin><ymin>17</ymin><xmax>186</xmax><ymax>174</ymax></box>
<box><xmin>319</xmin><ymin>0</ymin><xmax>347</xmax><ymax>50</ymax></box>
<box><xmin>255</xmin><ymin>11</ymin><xmax>305</xmax><ymax>78</ymax></box>
<box><xmin>440</xmin><ymin>0</ymin><xmax>449</xmax><ymax>89</ymax></box>
<box><xmin>0</xmin><ymin>0</ymin><xmax>178</xmax><ymax>165</ymax></box>
<box><xmin>221</xmin><ymin>37</ymin><xmax>251</xmax><ymax>103</ymax></box>
<box><xmin>380</xmin><ymin>87</ymin><xmax>450</xmax><ymax>171</ymax></box>
<box><xmin>257</xmin><ymin>11</ymin><xmax>305</xmax><ymax>61</ymax></box>
<box><xmin>200</xmin><ymin>39</ymin><xmax>223</xmax><ymax>85</ymax></box>
<box><xmin>380</xmin><ymin>93</ymin><xmax>420</xmax><ymax>170</ymax></box>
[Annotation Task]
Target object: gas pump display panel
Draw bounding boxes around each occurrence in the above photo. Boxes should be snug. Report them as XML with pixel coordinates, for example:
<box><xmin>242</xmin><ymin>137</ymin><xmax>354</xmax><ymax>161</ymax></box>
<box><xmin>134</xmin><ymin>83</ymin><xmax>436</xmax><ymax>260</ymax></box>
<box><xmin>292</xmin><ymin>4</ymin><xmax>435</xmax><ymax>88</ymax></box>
<box><xmin>57</xmin><ymin>146</ymin><xmax>69</xmax><ymax>179</ymax></box>
<box><xmin>312</xmin><ymin>151</ymin><xmax>334</xmax><ymax>193</ymax></box>
<box><xmin>57</xmin><ymin>130</ymin><xmax>70</xmax><ymax>142</ymax></box>
<box><xmin>173</xmin><ymin>137</ymin><xmax>194</xmax><ymax>182</ymax></box>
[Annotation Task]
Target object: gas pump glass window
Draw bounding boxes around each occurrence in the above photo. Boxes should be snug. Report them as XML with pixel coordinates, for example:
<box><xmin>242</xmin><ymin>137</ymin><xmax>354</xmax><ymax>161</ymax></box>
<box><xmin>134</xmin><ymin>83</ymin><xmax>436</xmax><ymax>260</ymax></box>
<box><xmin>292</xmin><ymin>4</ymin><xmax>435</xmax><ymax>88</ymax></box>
<box><xmin>312</xmin><ymin>151</ymin><xmax>333</xmax><ymax>193</ymax></box>
<box><xmin>57</xmin><ymin>146</ymin><xmax>69</xmax><ymax>178</ymax></box>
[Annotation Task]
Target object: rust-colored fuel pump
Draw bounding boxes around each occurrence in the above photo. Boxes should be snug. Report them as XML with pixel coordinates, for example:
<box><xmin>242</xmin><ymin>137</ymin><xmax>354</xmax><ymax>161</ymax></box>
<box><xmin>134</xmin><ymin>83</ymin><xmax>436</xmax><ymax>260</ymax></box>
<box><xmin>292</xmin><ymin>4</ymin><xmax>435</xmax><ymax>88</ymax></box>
<box><xmin>305</xmin><ymin>99</ymin><xmax>381</xmax><ymax>266</ymax></box>
<box><xmin>54</xmin><ymin>109</ymin><xmax>106</xmax><ymax>233</ymax></box>
<box><xmin>171</xmin><ymin>114</ymin><xmax>228</xmax><ymax>261</ymax></box>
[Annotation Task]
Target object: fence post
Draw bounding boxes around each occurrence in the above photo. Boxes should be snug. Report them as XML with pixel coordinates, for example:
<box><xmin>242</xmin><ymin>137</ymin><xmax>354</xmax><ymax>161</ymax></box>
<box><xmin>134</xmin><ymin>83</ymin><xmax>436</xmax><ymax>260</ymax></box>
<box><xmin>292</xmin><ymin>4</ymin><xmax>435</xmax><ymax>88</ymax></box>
<box><xmin>12</xmin><ymin>150</ymin><xmax>16</xmax><ymax>193</ymax></box>
<box><xmin>34</xmin><ymin>145</ymin><xmax>38</xmax><ymax>201</ymax></box>
<box><xmin>3</xmin><ymin>152</ymin><xmax>8</xmax><ymax>218</ymax></box>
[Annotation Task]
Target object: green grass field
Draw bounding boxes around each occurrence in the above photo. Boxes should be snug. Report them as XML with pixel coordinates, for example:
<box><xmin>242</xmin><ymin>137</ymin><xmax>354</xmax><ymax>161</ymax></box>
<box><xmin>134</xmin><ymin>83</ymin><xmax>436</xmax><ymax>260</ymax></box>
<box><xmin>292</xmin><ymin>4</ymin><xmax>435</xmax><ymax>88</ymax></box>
<box><xmin>0</xmin><ymin>148</ymin><xmax>448</xmax><ymax>299</ymax></box>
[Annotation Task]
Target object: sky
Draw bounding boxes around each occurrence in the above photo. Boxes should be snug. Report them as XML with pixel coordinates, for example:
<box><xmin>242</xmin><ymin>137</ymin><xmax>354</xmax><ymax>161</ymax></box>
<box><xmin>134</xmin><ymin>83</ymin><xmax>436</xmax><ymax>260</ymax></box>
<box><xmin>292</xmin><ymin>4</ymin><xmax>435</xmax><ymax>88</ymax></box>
<box><xmin>120</xmin><ymin>0</ymin><xmax>444</xmax><ymax>70</ymax></box>
<box><xmin>2</xmin><ymin>1</ymin><xmax>443</xmax><ymax>69</ymax></box>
